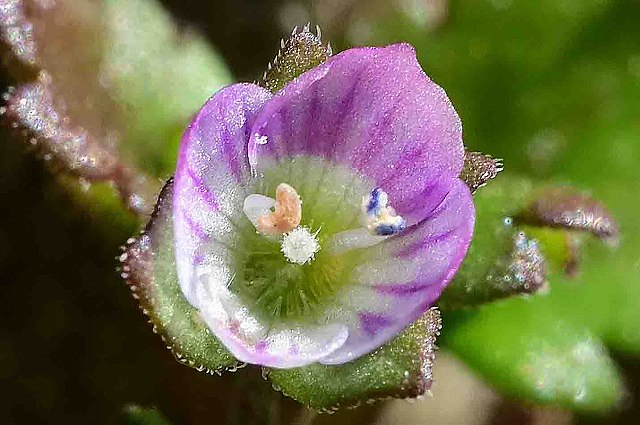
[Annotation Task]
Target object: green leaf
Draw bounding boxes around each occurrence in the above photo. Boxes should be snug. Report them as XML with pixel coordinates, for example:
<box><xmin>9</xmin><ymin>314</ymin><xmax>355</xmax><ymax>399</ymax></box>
<box><xmin>265</xmin><ymin>308</ymin><xmax>441</xmax><ymax>412</ymax></box>
<box><xmin>103</xmin><ymin>0</ymin><xmax>233</xmax><ymax>176</ymax></box>
<box><xmin>121</xmin><ymin>180</ymin><xmax>239</xmax><ymax>373</ymax></box>
<box><xmin>123</xmin><ymin>405</ymin><xmax>171</xmax><ymax>425</ymax></box>
<box><xmin>442</xmin><ymin>303</ymin><xmax>623</xmax><ymax>414</ymax></box>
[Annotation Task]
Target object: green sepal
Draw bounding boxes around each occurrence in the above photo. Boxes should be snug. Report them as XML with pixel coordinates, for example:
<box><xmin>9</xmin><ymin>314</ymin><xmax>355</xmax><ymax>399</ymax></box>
<box><xmin>121</xmin><ymin>180</ymin><xmax>239</xmax><ymax>373</ymax></box>
<box><xmin>260</xmin><ymin>25</ymin><xmax>332</xmax><ymax>93</ymax></box>
<box><xmin>264</xmin><ymin>308</ymin><xmax>441</xmax><ymax>412</ymax></box>
<box><xmin>460</xmin><ymin>150</ymin><xmax>503</xmax><ymax>194</ymax></box>
<box><xmin>439</xmin><ymin>175</ymin><xmax>548</xmax><ymax>309</ymax></box>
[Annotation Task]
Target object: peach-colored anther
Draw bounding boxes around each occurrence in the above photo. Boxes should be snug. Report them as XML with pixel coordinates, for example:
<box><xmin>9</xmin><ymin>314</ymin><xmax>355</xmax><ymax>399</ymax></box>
<box><xmin>257</xmin><ymin>183</ymin><xmax>302</xmax><ymax>236</ymax></box>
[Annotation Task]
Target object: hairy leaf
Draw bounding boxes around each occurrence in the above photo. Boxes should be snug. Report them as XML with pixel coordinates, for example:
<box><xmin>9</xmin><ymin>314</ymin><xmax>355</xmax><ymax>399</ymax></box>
<box><xmin>121</xmin><ymin>180</ymin><xmax>239</xmax><ymax>373</ymax></box>
<box><xmin>1</xmin><ymin>0</ymin><xmax>231</xmax><ymax>214</ymax></box>
<box><xmin>1</xmin><ymin>0</ymin><xmax>125</xmax><ymax>180</ymax></box>
<box><xmin>439</xmin><ymin>176</ymin><xmax>548</xmax><ymax>309</ymax></box>
<box><xmin>520</xmin><ymin>187</ymin><xmax>619</xmax><ymax>244</ymax></box>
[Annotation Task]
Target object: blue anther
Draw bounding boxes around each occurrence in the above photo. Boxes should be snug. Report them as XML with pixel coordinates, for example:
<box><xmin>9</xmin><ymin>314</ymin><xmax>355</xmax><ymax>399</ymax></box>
<box><xmin>366</xmin><ymin>188</ymin><xmax>385</xmax><ymax>215</ymax></box>
<box><xmin>374</xmin><ymin>219</ymin><xmax>407</xmax><ymax>236</ymax></box>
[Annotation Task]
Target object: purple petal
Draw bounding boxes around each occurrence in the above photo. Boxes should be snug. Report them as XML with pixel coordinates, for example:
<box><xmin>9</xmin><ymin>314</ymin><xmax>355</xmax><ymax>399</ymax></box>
<box><xmin>173</xmin><ymin>83</ymin><xmax>352</xmax><ymax>368</ymax></box>
<box><xmin>174</xmin><ymin>83</ymin><xmax>271</xmax><ymax>305</ymax></box>
<box><xmin>319</xmin><ymin>179</ymin><xmax>474</xmax><ymax>365</ymax></box>
<box><xmin>192</xmin><ymin>274</ymin><xmax>349</xmax><ymax>368</ymax></box>
<box><xmin>249</xmin><ymin>43</ymin><xmax>464</xmax><ymax>225</ymax></box>
<box><xmin>359</xmin><ymin>312</ymin><xmax>394</xmax><ymax>336</ymax></box>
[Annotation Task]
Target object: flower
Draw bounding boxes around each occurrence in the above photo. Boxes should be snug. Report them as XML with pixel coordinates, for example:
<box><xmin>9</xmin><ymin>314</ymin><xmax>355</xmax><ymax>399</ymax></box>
<box><xmin>172</xmin><ymin>43</ymin><xmax>475</xmax><ymax>368</ymax></box>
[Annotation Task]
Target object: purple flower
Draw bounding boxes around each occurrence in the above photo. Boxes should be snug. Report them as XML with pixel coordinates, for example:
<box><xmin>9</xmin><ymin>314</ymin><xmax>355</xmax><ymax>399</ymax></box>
<box><xmin>172</xmin><ymin>43</ymin><xmax>474</xmax><ymax>368</ymax></box>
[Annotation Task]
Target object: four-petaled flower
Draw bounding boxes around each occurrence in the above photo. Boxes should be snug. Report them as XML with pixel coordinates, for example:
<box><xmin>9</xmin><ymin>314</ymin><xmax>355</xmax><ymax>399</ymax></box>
<box><xmin>173</xmin><ymin>43</ymin><xmax>475</xmax><ymax>368</ymax></box>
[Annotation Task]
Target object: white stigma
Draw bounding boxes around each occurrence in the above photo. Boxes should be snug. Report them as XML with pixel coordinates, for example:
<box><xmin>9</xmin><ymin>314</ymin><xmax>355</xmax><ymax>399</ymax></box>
<box><xmin>281</xmin><ymin>227</ymin><xmax>320</xmax><ymax>265</ymax></box>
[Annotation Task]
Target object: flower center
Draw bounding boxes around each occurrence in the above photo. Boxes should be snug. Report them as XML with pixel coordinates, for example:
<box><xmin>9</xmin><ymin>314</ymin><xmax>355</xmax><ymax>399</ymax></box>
<box><xmin>230</xmin><ymin>156</ymin><xmax>405</xmax><ymax>323</ymax></box>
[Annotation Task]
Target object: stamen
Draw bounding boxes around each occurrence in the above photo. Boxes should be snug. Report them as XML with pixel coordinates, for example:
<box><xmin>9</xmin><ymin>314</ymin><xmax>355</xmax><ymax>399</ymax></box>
<box><xmin>243</xmin><ymin>183</ymin><xmax>302</xmax><ymax>236</ymax></box>
<box><xmin>253</xmin><ymin>183</ymin><xmax>302</xmax><ymax>236</ymax></box>
<box><xmin>362</xmin><ymin>188</ymin><xmax>406</xmax><ymax>236</ymax></box>
<box><xmin>281</xmin><ymin>227</ymin><xmax>321</xmax><ymax>265</ymax></box>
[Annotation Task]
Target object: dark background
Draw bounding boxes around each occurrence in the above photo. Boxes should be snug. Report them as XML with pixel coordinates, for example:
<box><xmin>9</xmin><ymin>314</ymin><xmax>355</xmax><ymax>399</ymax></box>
<box><xmin>1</xmin><ymin>0</ymin><xmax>639</xmax><ymax>424</ymax></box>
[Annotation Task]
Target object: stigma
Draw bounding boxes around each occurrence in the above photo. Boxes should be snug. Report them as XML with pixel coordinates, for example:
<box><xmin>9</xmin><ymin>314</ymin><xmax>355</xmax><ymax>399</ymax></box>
<box><xmin>281</xmin><ymin>227</ymin><xmax>321</xmax><ymax>265</ymax></box>
<box><xmin>362</xmin><ymin>188</ymin><xmax>406</xmax><ymax>236</ymax></box>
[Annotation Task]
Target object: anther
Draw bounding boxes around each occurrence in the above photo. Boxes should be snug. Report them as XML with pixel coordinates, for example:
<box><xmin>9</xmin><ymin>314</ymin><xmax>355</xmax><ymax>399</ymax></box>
<box><xmin>256</xmin><ymin>183</ymin><xmax>302</xmax><ymax>236</ymax></box>
<box><xmin>362</xmin><ymin>188</ymin><xmax>406</xmax><ymax>236</ymax></box>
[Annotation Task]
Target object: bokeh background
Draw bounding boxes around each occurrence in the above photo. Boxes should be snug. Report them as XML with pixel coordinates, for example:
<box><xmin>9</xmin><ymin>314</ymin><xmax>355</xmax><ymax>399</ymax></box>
<box><xmin>1</xmin><ymin>0</ymin><xmax>639</xmax><ymax>424</ymax></box>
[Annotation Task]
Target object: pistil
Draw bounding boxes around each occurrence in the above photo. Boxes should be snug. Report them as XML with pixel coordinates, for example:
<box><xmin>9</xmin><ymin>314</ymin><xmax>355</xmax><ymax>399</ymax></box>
<box><xmin>281</xmin><ymin>227</ymin><xmax>321</xmax><ymax>265</ymax></box>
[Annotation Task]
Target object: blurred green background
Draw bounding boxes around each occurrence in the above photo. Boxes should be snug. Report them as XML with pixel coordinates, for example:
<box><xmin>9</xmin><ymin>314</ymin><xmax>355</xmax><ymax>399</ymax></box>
<box><xmin>1</xmin><ymin>0</ymin><xmax>639</xmax><ymax>423</ymax></box>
